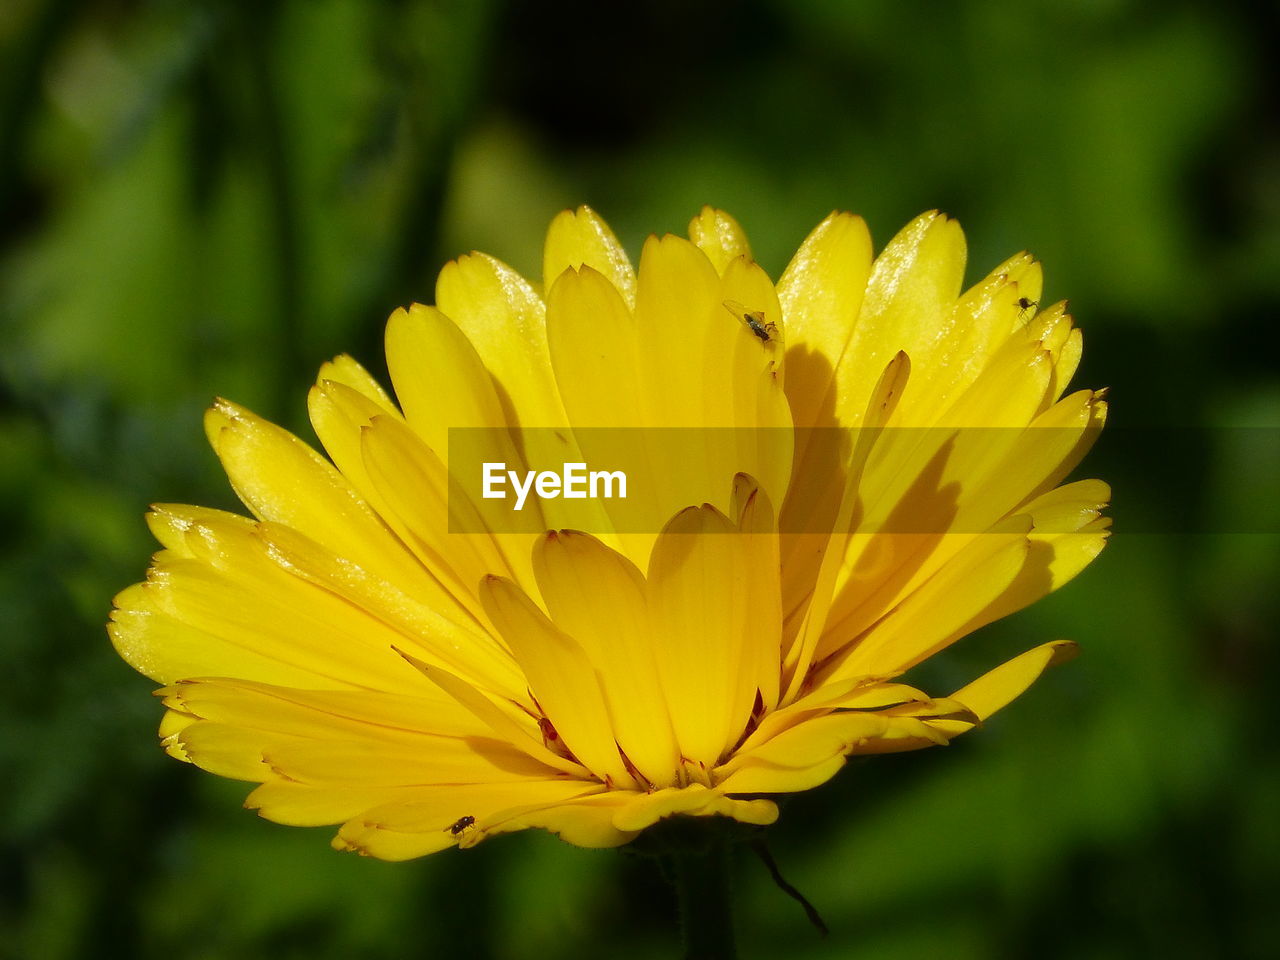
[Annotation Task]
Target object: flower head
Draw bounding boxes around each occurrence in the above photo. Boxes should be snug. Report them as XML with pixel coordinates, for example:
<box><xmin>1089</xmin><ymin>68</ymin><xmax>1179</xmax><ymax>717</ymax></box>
<box><xmin>109</xmin><ymin>206</ymin><xmax>1108</xmax><ymax>859</ymax></box>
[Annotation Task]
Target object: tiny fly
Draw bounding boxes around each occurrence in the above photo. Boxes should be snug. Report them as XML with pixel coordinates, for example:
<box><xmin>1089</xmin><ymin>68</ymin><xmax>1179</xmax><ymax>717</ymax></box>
<box><xmin>446</xmin><ymin>815</ymin><xmax>476</xmax><ymax>836</ymax></box>
<box><xmin>1015</xmin><ymin>296</ymin><xmax>1039</xmax><ymax>321</ymax></box>
<box><xmin>723</xmin><ymin>300</ymin><xmax>781</xmax><ymax>346</ymax></box>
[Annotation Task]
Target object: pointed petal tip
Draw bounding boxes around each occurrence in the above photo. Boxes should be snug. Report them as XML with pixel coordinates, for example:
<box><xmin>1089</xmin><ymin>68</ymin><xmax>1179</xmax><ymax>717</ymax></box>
<box><xmin>548</xmin><ymin>203</ymin><xmax>609</xmax><ymax>232</ymax></box>
<box><xmin>1048</xmin><ymin>639</ymin><xmax>1080</xmax><ymax>665</ymax></box>
<box><xmin>317</xmin><ymin>353</ymin><xmax>355</xmax><ymax>375</ymax></box>
<box><xmin>207</xmin><ymin>396</ymin><xmax>240</xmax><ymax>421</ymax></box>
<box><xmin>390</xmin><ymin>644</ymin><xmax>431</xmax><ymax>675</ymax></box>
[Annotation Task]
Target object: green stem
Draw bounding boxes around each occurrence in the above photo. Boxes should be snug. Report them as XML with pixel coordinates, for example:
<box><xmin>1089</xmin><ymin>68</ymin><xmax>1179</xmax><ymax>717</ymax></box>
<box><xmin>667</xmin><ymin>831</ymin><xmax>736</xmax><ymax>960</ymax></box>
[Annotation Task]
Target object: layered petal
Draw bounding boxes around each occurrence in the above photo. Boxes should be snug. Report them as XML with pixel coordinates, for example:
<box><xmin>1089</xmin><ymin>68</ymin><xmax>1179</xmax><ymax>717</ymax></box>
<box><xmin>544</xmin><ymin>205</ymin><xmax>637</xmax><ymax>308</ymax></box>
<box><xmin>647</xmin><ymin>505</ymin><xmax>765</xmax><ymax>776</ymax></box>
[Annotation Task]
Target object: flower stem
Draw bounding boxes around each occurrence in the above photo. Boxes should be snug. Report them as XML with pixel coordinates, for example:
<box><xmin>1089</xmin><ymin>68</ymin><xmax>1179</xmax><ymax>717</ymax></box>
<box><xmin>666</xmin><ymin>829</ymin><xmax>736</xmax><ymax>960</ymax></box>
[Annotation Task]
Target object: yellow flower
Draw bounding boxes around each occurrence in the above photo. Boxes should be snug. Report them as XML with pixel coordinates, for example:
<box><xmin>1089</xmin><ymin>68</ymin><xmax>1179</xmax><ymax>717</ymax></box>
<box><xmin>108</xmin><ymin>206</ymin><xmax>1108</xmax><ymax>860</ymax></box>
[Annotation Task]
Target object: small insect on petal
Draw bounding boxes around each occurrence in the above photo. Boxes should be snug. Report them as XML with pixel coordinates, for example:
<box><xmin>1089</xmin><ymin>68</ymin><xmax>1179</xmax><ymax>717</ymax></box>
<box><xmin>446</xmin><ymin>815</ymin><xmax>476</xmax><ymax>836</ymax></box>
<box><xmin>1016</xmin><ymin>296</ymin><xmax>1039</xmax><ymax>322</ymax></box>
<box><xmin>723</xmin><ymin>299</ymin><xmax>782</xmax><ymax>346</ymax></box>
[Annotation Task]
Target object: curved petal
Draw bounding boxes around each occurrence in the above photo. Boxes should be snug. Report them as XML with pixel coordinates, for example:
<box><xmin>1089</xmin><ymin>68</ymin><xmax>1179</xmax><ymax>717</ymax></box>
<box><xmin>334</xmin><ymin>781</ymin><xmax>603</xmax><ymax>859</ymax></box>
<box><xmin>480</xmin><ymin>575</ymin><xmax>636</xmax><ymax>788</ymax></box>
<box><xmin>647</xmin><ymin>506</ymin><xmax>765</xmax><ymax>774</ymax></box>
<box><xmin>688</xmin><ymin>206</ymin><xmax>752</xmax><ymax>276</ymax></box>
<box><xmin>543</xmin><ymin>205</ymin><xmax>636</xmax><ymax>308</ymax></box>
<box><xmin>532</xmin><ymin>531</ymin><xmax>680</xmax><ymax>787</ymax></box>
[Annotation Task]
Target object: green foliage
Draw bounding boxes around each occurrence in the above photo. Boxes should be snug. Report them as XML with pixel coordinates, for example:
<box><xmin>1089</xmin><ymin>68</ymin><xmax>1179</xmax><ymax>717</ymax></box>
<box><xmin>2</xmin><ymin>0</ymin><xmax>1276</xmax><ymax>957</ymax></box>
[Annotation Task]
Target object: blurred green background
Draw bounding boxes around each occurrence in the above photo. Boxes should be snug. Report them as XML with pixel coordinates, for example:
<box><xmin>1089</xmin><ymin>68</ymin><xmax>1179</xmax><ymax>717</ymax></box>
<box><xmin>2</xmin><ymin>0</ymin><xmax>1277</xmax><ymax>957</ymax></box>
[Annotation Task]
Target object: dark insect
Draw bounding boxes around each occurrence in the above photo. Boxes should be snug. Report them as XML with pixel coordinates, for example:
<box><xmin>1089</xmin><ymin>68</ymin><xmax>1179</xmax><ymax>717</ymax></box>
<box><xmin>447</xmin><ymin>815</ymin><xmax>475</xmax><ymax>835</ymax></box>
<box><xmin>723</xmin><ymin>299</ymin><xmax>780</xmax><ymax>345</ymax></box>
<box><xmin>1016</xmin><ymin>296</ymin><xmax>1039</xmax><ymax>320</ymax></box>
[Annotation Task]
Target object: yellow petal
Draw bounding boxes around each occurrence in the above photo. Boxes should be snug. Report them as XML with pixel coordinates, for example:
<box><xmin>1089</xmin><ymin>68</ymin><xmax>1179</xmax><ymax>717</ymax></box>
<box><xmin>110</xmin><ymin>581</ymin><xmax>337</xmax><ymax>688</ymax></box>
<box><xmin>612</xmin><ymin>784</ymin><xmax>778</xmax><ymax>832</ymax></box>
<box><xmin>849</xmin><ymin>641</ymin><xmax>1081</xmax><ymax>756</ymax></box>
<box><xmin>611</xmin><ymin>785</ymin><xmax>718</xmax><ymax>831</ymax></box>
<box><xmin>396</xmin><ymin>650</ymin><xmax>586</xmax><ymax>778</ymax></box>
<box><xmin>1051</xmin><ymin>327</ymin><xmax>1084</xmax><ymax>402</ymax></box>
<box><xmin>480</xmin><ymin>576</ymin><xmax>636</xmax><ymax>788</ymax></box>
<box><xmin>934</xmin><ymin>338</ymin><xmax>1053</xmax><ymax>428</ymax></box>
<box><xmin>436</xmin><ymin>252</ymin><xmax>561</xmax><ymax>423</ymax></box>
<box><xmin>306</xmin><ymin>375</ymin><xmax>401</xmax><ymax>520</ymax></box>
<box><xmin>160</xmin><ymin>677</ymin><xmax>484</xmax><ymax>741</ymax></box>
<box><xmin>335</xmin><ymin>781</ymin><xmax>600</xmax><ymax>859</ymax></box>
<box><xmin>633</xmin><ymin>233</ymin><xmax>720</xmax><ymax>430</ymax></box>
<box><xmin>545</xmin><ymin>266</ymin><xmax>646</xmax><ymax>429</ymax></box>
<box><xmin>203</xmin><ymin>398</ymin><xmax>439</xmax><ymax>604</ymax></box>
<box><xmin>777</xmin><ymin>211</ymin><xmax>874</xmax><ymax>432</ymax></box>
<box><xmin>117</xmin><ymin>533</ymin><xmax>425</xmax><ymax>693</ymax></box>
<box><xmin>952</xmin><ymin>640</ymin><xmax>1079</xmax><ymax>719</ymax></box>
<box><xmin>169</xmin><ymin>722</ymin><xmax>285</xmax><ymax>780</ymax></box>
<box><xmin>531</xmin><ymin>531</ymin><xmax>680</xmax><ymax>786</ymax></box>
<box><xmin>543</xmin><ymin>265</ymin><xmax>663</xmax><ymax>564</ymax></box>
<box><xmin>962</xmin><ymin>524</ymin><xmax>1109</xmax><ymax>634</ymax></box>
<box><xmin>647</xmin><ymin>505</ymin><xmax>761</xmax><ymax>774</ymax></box>
<box><xmin>359</xmin><ymin>412</ymin><xmax>528</xmax><ymax>609</ymax></box>
<box><xmin>714</xmin><ymin>713</ymin><xmax>890</xmax><ymax>793</ymax></box>
<box><xmin>716</xmin><ymin>255</ymin><xmax>794</xmax><ymax>504</ymax></box>
<box><xmin>262</xmin><ymin>736</ymin><xmax>556</xmax><ymax>787</ymax></box>
<box><xmin>731</xmin><ymin>478</ymin><xmax>783</xmax><ymax>711</ymax></box>
<box><xmin>835</xmin><ymin>211</ymin><xmax>966</xmax><ymax>428</ymax></box>
<box><xmin>247</xmin><ymin>782</ymin><xmax>422</xmax><ymax>827</ymax></box>
<box><xmin>314</xmin><ymin>353</ymin><xmax>396</xmax><ymax>409</ymax></box>
<box><xmin>383</xmin><ymin>306</ymin><xmax>550</xmax><ymax>591</ymax></box>
<box><xmin>780</xmin><ymin>350</ymin><xmax>911</xmax><ymax>703</ymax></box>
<box><xmin>259</xmin><ymin>519</ymin><xmax>523</xmax><ymax>698</ymax></box>
<box><xmin>831</xmin><ymin>423</ymin><xmax>1109</xmax><ymax>658</ymax></box>
<box><xmin>172</xmin><ymin>700</ymin><xmax>558</xmax><ymax>795</ymax></box>
<box><xmin>905</xmin><ymin>255</ymin><xmax>1042</xmax><ymax>415</ymax></box>
<box><xmin>383</xmin><ymin>304</ymin><xmax>530</xmax><ymax>476</ymax></box>
<box><xmin>132</xmin><ymin>502</ymin><xmax>524</xmax><ymax>699</ymax></box>
<box><xmin>305</xmin><ymin>354</ymin><xmax>401</xmax><ymax>508</ymax></box>
<box><xmin>688</xmin><ymin>206</ymin><xmax>752</xmax><ymax>275</ymax></box>
<box><xmin>543</xmin><ymin>205</ymin><xmax>636</xmax><ymax>308</ymax></box>
<box><xmin>333</xmin><ymin>826</ymin><xmax>456</xmax><ymax>860</ymax></box>
<box><xmin>1021</xmin><ymin>478</ymin><xmax>1111</xmax><ymax>535</ymax></box>
<box><xmin>470</xmin><ymin>791</ymin><xmax>632</xmax><ymax>849</ymax></box>
<box><xmin>820</xmin><ymin>390</ymin><xmax>1105</xmax><ymax>652</ymax></box>
<box><xmin>717</xmin><ymin>703</ymin><xmax>970</xmax><ymax>792</ymax></box>
<box><xmin>633</xmin><ymin>233</ymin><xmax>735</xmax><ymax>519</ymax></box>
<box><xmin>827</xmin><ymin>520</ymin><xmax>1033</xmax><ymax>679</ymax></box>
